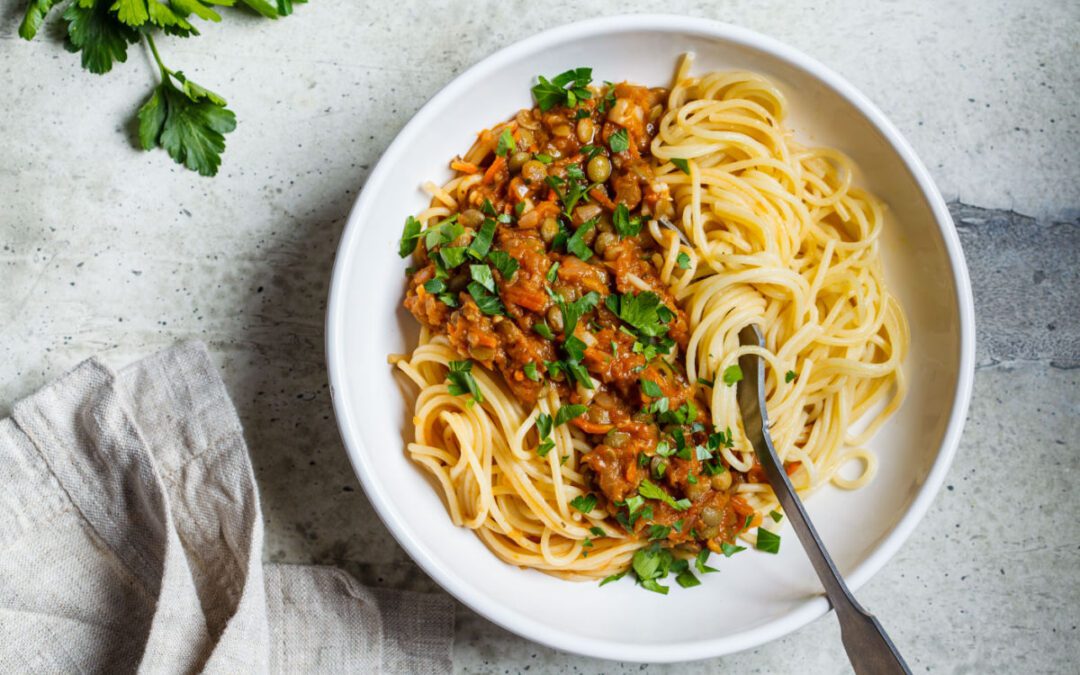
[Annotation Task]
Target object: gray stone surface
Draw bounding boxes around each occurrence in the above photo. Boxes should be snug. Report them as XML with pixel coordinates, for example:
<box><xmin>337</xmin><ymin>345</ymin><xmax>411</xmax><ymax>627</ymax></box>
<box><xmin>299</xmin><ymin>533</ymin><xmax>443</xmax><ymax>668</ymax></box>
<box><xmin>1</xmin><ymin>1</ymin><xmax>1078</xmax><ymax>672</ymax></box>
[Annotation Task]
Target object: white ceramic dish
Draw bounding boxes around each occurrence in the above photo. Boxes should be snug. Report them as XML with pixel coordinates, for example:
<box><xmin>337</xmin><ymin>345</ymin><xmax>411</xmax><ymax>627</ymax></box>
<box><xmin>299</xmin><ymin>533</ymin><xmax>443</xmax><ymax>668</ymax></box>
<box><xmin>326</xmin><ymin>15</ymin><xmax>975</xmax><ymax>662</ymax></box>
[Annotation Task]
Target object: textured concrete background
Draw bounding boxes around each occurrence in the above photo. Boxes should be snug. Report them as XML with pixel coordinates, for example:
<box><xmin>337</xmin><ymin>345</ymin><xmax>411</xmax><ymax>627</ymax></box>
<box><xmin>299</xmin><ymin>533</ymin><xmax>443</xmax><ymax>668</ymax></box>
<box><xmin>2</xmin><ymin>0</ymin><xmax>1078</xmax><ymax>672</ymax></box>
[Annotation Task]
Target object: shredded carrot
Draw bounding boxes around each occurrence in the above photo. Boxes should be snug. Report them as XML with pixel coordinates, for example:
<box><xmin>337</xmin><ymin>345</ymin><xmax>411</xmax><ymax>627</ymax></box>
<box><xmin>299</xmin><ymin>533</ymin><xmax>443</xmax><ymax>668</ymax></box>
<box><xmin>589</xmin><ymin>187</ymin><xmax>616</xmax><ymax>211</ymax></box>
<box><xmin>483</xmin><ymin>156</ymin><xmax>506</xmax><ymax>184</ymax></box>
<box><xmin>450</xmin><ymin>159</ymin><xmax>479</xmax><ymax>174</ymax></box>
<box><xmin>784</xmin><ymin>461</ymin><xmax>802</xmax><ymax>476</ymax></box>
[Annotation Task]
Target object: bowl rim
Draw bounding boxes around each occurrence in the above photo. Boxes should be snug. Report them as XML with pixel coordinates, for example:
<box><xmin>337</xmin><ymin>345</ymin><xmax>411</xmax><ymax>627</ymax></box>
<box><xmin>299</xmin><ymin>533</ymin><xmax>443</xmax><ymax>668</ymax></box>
<box><xmin>325</xmin><ymin>14</ymin><xmax>976</xmax><ymax>663</ymax></box>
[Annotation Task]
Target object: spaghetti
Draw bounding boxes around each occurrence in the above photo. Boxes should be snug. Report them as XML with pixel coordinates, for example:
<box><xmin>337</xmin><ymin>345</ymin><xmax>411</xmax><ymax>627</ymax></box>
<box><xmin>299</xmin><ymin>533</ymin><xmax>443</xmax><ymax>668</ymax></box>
<box><xmin>391</xmin><ymin>55</ymin><xmax>908</xmax><ymax>585</ymax></box>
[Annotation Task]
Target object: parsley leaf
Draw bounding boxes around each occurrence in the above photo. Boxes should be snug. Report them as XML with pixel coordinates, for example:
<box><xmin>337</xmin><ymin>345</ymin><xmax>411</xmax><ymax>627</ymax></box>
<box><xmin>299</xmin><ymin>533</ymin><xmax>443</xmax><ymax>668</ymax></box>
<box><xmin>467</xmin><ymin>281</ymin><xmax>504</xmax><ymax>315</ymax></box>
<box><xmin>612</xmin><ymin>203</ymin><xmax>642</xmax><ymax>238</ymax></box>
<box><xmin>723</xmin><ymin>364</ymin><xmax>743</xmax><ymax>386</ymax></box>
<box><xmin>137</xmin><ymin>68</ymin><xmax>237</xmax><ymax>177</ymax></box>
<box><xmin>606</xmin><ymin>292</ymin><xmax>672</xmax><ymax>338</ymax></box>
<box><xmin>720</xmin><ymin>541</ymin><xmax>746</xmax><ymax>557</ymax></box>
<box><xmin>695</xmin><ymin>550</ymin><xmax>719</xmax><ymax>574</ymax></box>
<box><xmin>496</xmin><ymin>127</ymin><xmax>515</xmax><ymax>157</ymax></box>
<box><xmin>785</xmin><ymin>370</ymin><xmax>798</xmax><ymax>383</ymax></box>
<box><xmin>446</xmin><ymin>360</ymin><xmax>483</xmax><ymax>403</ymax></box>
<box><xmin>533</xmin><ymin>322</ymin><xmax>555</xmax><ymax>340</ymax></box>
<box><xmin>555</xmin><ymin>290</ymin><xmax>600</xmax><ymax>338</ymax></box>
<box><xmin>608</xmin><ymin>128</ymin><xmax>629</xmax><ymax>153</ymax></box>
<box><xmin>638</xmin><ymin>479</ymin><xmax>690</xmax><ymax>511</ymax></box>
<box><xmin>523</xmin><ymin>362</ymin><xmax>540</xmax><ymax>382</ymax></box>
<box><xmin>19</xmin><ymin>0</ymin><xmax>62</xmax><ymax>40</ymax></box>
<box><xmin>424</xmin><ymin>216</ymin><xmax>463</xmax><ymax>250</ymax></box>
<box><xmin>640</xmin><ymin>378</ymin><xmax>663</xmax><ymax>399</ymax></box>
<box><xmin>677</xmin><ymin>252</ymin><xmax>691</xmax><ymax>269</ymax></box>
<box><xmin>469</xmin><ymin>264</ymin><xmax>496</xmax><ymax>293</ymax></box>
<box><xmin>769</xmin><ymin>510</ymin><xmax>784</xmax><ymax>523</ymax></box>
<box><xmin>647</xmin><ymin>524</ymin><xmax>671</xmax><ymax>541</ymax></box>
<box><xmin>535</xmin><ymin>153</ymin><xmax>553</xmax><ymax>164</ymax></box>
<box><xmin>546</xmin><ymin>260</ymin><xmax>560</xmax><ymax>283</ymax></box>
<box><xmin>468</xmin><ymin>218</ymin><xmax>497</xmax><ymax>260</ymax></box>
<box><xmin>675</xmin><ymin>570</ymin><xmax>701</xmax><ymax>588</ymax></box>
<box><xmin>62</xmin><ymin>0</ymin><xmax>139</xmax><ymax>75</ymax></box>
<box><xmin>554</xmin><ymin>404</ymin><xmax>588</xmax><ymax>427</ymax></box>
<box><xmin>423</xmin><ymin>279</ymin><xmax>446</xmax><ymax>294</ymax></box>
<box><xmin>566</xmin><ymin>219</ymin><xmax>596</xmax><ymax>261</ymax></box>
<box><xmin>487</xmin><ymin>251</ymin><xmax>519</xmax><ymax>279</ymax></box>
<box><xmin>599</xmin><ymin>570</ymin><xmax>626</xmax><ymax>587</ymax></box>
<box><xmin>532</xmin><ymin>67</ymin><xmax>593</xmax><ymax>111</ymax></box>
<box><xmin>536</xmin><ymin>412</ymin><xmax>553</xmax><ymax>439</ymax></box>
<box><xmin>570</xmin><ymin>494</ymin><xmax>597</xmax><ymax>514</ymax></box>
<box><xmin>398</xmin><ymin>216</ymin><xmax>422</xmax><ymax>257</ymax></box>
<box><xmin>671</xmin><ymin>158</ymin><xmax>690</xmax><ymax>174</ymax></box>
<box><xmin>756</xmin><ymin>528</ymin><xmax>781</xmax><ymax>554</ymax></box>
<box><xmin>438</xmin><ymin>246</ymin><xmax>467</xmax><ymax>269</ymax></box>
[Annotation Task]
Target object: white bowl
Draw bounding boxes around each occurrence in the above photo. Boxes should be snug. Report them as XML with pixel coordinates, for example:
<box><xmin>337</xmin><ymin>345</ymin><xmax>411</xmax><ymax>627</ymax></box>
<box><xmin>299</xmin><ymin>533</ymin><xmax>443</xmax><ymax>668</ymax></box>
<box><xmin>326</xmin><ymin>15</ymin><xmax>975</xmax><ymax>662</ymax></box>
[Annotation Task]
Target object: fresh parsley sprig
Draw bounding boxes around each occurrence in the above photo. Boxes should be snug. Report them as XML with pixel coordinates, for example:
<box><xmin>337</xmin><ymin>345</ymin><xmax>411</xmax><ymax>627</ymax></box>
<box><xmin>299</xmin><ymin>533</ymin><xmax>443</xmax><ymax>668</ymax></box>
<box><xmin>17</xmin><ymin>0</ymin><xmax>305</xmax><ymax>176</ymax></box>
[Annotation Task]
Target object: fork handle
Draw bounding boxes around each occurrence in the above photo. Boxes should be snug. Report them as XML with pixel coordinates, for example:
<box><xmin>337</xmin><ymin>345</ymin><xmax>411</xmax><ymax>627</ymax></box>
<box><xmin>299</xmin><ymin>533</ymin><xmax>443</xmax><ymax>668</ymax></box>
<box><xmin>737</xmin><ymin>325</ymin><xmax>910</xmax><ymax>674</ymax></box>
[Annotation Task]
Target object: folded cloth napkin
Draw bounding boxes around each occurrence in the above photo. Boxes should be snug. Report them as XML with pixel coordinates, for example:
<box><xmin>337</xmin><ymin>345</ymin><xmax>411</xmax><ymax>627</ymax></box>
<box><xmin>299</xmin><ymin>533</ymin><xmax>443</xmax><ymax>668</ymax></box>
<box><xmin>0</xmin><ymin>342</ymin><xmax>454</xmax><ymax>673</ymax></box>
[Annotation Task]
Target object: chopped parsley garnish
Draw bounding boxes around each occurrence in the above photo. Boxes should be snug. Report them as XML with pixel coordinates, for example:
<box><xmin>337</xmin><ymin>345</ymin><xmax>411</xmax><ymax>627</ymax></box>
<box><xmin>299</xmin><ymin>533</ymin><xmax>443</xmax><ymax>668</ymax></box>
<box><xmin>514</xmin><ymin>201</ymin><xmax>526</xmax><ymax>215</ymax></box>
<box><xmin>566</xmin><ymin>163</ymin><xmax>586</xmax><ymax>181</ymax></box>
<box><xmin>423</xmin><ymin>278</ymin><xmax>445</xmax><ymax>294</ymax></box>
<box><xmin>531</xmin><ymin>67</ymin><xmax>593</xmax><ymax>111</ymax></box>
<box><xmin>566</xmin><ymin>219</ymin><xmax>596</xmax><ymax>261</ymax></box>
<box><xmin>554</xmin><ymin>290</ymin><xmax>600</xmax><ymax>337</ymax></box>
<box><xmin>677</xmin><ymin>252</ymin><xmax>691</xmax><ymax>269</ymax></box>
<box><xmin>580</xmin><ymin>144</ymin><xmax>604</xmax><ymax>160</ymax></box>
<box><xmin>424</xmin><ymin>215</ymin><xmax>463</xmax><ymax>249</ymax></box>
<box><xmin>640</xmin><ymin>378</ymin><xmax>663</xmax><ymax>399</ymax></box>
<box><xmin>570</xmin><ymin>494</ymin><xmax>597</xmax><ymax>514</ymax></box>
<box><xmin>769</xmin><ymin>510</ymin><xmax>784</xmax><ymax>523</ymax></box>
<box><xmin>723</xmin><ymin>364</ymin><xmax>744</xmax><ymax>386</ymax></box>
<box><xmin>631</xmin><ymin>544</ymin><xmax>672</xmax><ymax>594</ymax></box>
<box><xmin>671</xmin><ymin>158</ymin><xmax>690</xmax><ymax>174</ymax></box>
<box><xmin>655</xmin><ymin>440</ymin><xmax>675</xmax><ymax>458</ymax></box>
<box><xmin>647</xmin><ymin>524</ymin><xmax>671</xmax><ymax>541</ymax></box>
<box><xmin>720</xmin><ymin>541</ymin><xmax>746</xmax><ymax>557</ymax></box>
<box><xmin>563</xmin><ymin>335</ymin><xmax>587</xmax><ymax>362</ymax></box>
<box><xmin>535</xmin><ymin>153</ymin><xmax>553</xmax><ymax>164</ymax></box>
<box><xmin>469</xmin><ymin>264</ymin><xmax>496</xmax><ymax>293</ymax></box>
<box><xmin>554</xmin><ymin>404</ymin><xmax>588</xmax><ymax>427</ymax></box>
<box><xmin>756</xmin><ymin>528</ymin><xmax>781</xmax><ymax>554</ymax></box>
<box><xmin>439</xmin><ymin>246</ymin><xmax>468</xmax><ymax>269</ymax></box>
<box><xmin>742</xmin><ymin>514</ymin><xmax>754</xmax><ymax>532</ymax></box>
<box><xmin>535</xmin><ymin>412</ymin><xmax>555</xmax><ymax>456</ymax></box>
<box><xmin>487</xmin><ymin>251</ymin><xmax>519</xmax><ymax>279</ymax></box>
<box><xmin>675</xmin><ymin>568</ymin><xmax>701</xmax><ymax>589</ymax></box>
<box><xmin>533</xmin><ymin>322</ymin><xmax>555</xmax><ymax>339</ymax></box>
<box><xmin>696</xmin><ymin>376</ymin><xmax>712</xmax><ymax>387</ymax></box>
<box><xmin>467</xmin><ymin>281</ymin><xmax>504</xmax><ymax>315</ymax></box>
<box><xmin>446</xmin><ymin>360</ymin><xmax>483</xmax><ymax>403</ymax></box>
<box><xmin>496</xmin><ymin>127</ymin><xmax>515</xmax><ymax>157</ymax></box>
<box><xmin>481</xmin><ymin>198</ymin><xmax>497</xmax><ymax>216</ymax></box>
<box><xmin>605</xmin><ymin>291</ymin><xmax>673</xmax><ymax>338</ymax></box>
<box><xmin>589</xmin><ymin>526</ymin><xmax>605</xmax><ymax>537</ymax></box>
<box><xmin>398</xmin><ymin>216</ymin><xmax>422</xmax><ymax>257</ymax></box>
<box><xmin>536</xmin><ymin>412</ymin><xmax>553</xmax><ymax>439</ymax></box>
<box><xmin>695</xmin><ymin>550</ymin><xmax>719</xmax><ymax>574</ymax></box>
<box><xmin>785</xmin><ymin>370</ymin><xmax>798</xmax><ymax>383</ymax></box>
<box><xmin>523</xmin><ymin>362</ymin><xmax>539</xmax><ymax>382</ymax></box>
<box><xmin>546</xmin><ymin>260</ymin><xmax>560</xmax><ymax>283</ymax></box>
<box><xmin>612</xmin><ymin>202</ymin><xmax>642</xmax><ymax>238</ymax></box>
<box><xmin>608</xmin><ymin>127</ymin><xmax>629</xmax><ymax>153</ymax></box>
<box><xmin>599</xmin><ymin>570</ymin><xmax>626</xmax><ymax>587</ymax></box>
<box><xmin>538</xmin><ymin>438</ymin><xmax>555</xmax><ymax>457</ymax></box>
<box><xmin>467</xmin><ymin>218</ymin><xmax>496</xmax><ymax>260</ymax></box>
<box><xmin>638</xmin><ymin>479</ymin><xmax>691</xmax><ymax>511</ymax></box>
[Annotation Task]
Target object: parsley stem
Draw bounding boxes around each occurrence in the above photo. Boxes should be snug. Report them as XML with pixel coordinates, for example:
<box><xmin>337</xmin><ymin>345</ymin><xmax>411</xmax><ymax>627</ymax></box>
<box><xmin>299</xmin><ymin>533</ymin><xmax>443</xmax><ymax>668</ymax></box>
<box><xmin>145</xmin><ymin>33</ymin><xmax>171</xmax><ymax>80</ymax></box>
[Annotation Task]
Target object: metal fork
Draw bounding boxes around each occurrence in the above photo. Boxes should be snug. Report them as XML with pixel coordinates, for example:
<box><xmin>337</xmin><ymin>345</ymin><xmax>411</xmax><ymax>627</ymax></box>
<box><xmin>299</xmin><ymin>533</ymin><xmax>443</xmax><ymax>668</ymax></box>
<box><xmin>736</xmin><ymin>324</ymin><xmax>911</xmax><ymax>674</ymax></box>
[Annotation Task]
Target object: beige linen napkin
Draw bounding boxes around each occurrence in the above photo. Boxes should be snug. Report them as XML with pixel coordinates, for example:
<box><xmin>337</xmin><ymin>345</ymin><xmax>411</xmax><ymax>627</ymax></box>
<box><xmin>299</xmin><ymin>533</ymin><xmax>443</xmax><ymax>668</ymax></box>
<box><xmin>0</xmin><ymin>342</ymin><xmax>453</xmax><ymax>673</ymax></box>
